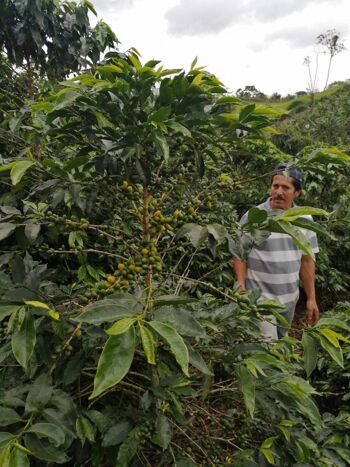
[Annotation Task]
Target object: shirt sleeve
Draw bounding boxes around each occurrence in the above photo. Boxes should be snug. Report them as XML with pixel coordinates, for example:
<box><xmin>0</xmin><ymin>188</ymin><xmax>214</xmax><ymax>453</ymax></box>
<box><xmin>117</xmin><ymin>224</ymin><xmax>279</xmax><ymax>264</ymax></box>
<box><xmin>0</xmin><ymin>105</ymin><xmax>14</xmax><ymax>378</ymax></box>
<box><xmin>303</xmin><ymin>215</ymin><xmax>319</xmax><ymax>254</ymax></box>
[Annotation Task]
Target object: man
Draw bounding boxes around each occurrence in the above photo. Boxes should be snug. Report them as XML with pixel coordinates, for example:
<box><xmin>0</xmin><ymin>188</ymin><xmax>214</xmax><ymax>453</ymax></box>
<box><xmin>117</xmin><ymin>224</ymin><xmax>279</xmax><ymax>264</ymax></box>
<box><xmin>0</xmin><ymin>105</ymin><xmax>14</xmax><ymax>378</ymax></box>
<box><xmin>232</xmin><ymin>163</ymin><xmax>320</xmax><ymax>340</ymax></box>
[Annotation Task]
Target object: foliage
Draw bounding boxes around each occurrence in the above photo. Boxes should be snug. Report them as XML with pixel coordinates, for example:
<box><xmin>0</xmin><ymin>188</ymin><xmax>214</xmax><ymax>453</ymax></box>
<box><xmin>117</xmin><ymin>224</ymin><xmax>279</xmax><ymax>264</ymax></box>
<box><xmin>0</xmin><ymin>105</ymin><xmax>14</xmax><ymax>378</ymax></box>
<box><xmin>236</xmin><ymin>85</ymin><xmax>267</xmax><ymax>101</ymax></box>
<box><xmin>0</xmin><ymin>0</ymin><xmax>118</xmax><ymax>81</ymax></box>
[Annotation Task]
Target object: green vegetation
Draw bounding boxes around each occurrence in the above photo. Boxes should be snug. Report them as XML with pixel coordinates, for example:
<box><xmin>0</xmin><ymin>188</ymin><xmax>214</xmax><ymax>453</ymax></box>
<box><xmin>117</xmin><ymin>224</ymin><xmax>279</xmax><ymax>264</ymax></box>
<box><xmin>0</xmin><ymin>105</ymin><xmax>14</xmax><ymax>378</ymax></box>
<box><xmin>0</xmin><ymin>1</ymin><xmax>350</xmax><ymax>465</ymax></box>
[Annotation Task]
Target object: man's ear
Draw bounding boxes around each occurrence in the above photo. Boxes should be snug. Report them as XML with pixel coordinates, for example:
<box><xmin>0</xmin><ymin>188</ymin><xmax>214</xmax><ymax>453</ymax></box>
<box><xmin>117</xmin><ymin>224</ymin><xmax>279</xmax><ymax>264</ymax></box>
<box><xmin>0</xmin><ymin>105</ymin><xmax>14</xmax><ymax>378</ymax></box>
<box><xmin>295</xmin><ymin>189</ymin><xmax>302</xmax><ymax>198</ymax></box>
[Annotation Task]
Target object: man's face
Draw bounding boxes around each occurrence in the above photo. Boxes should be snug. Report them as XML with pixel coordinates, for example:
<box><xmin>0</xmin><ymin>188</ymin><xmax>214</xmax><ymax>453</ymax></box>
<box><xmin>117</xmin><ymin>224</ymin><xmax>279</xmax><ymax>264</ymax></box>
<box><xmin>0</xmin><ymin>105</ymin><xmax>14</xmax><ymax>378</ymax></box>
<box><xmin>270</xmin><ymin>175</ymin><xmax>301</xmax><ymax>210</ymax></box>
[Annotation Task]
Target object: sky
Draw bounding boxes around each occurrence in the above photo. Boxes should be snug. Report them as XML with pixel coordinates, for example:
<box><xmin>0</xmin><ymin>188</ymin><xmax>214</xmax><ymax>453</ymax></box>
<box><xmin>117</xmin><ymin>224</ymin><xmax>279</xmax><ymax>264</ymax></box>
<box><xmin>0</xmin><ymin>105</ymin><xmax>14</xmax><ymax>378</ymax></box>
<box><xmin>90</xmin><ymin>0</ymin><xmax>350</xmax><ymax>96</ymax></box>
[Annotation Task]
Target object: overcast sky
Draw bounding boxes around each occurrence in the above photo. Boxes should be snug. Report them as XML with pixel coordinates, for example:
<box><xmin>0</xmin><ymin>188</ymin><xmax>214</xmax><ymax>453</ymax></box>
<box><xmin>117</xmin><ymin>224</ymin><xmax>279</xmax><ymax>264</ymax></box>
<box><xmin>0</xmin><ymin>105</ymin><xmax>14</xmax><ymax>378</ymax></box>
<box><xmin>91</xmin><ymin>0</ymin><xmax>350</xmax><ymax>96</ymax></box>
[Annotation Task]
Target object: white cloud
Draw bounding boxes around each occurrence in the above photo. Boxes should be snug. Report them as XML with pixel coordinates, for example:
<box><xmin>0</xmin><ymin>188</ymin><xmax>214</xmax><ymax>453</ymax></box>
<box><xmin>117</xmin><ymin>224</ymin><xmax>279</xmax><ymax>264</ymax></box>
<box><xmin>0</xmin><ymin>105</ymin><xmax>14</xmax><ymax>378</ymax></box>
<box><xmin>251</xmin><ymin>0</ymin><xmax>329</xmax><ymax>22</ymax></box>
<box><xmin>165</xmin><ymin>0</ymin><xmax>334</xmax><ymax>37</ymax></box>
<box><xmin>91</xmin><ymin>0</ymin><xmax>134</xmax><ymax>14</ymax></box>
<box><xmin>165</xmin><ymin>0</ymin><xmax>246</xmax><ymax>36</ymax></box>
<box><xmin>91</xmin><ymin>0</ymin><xmax>350</xmax><ymax>95</ymax></box>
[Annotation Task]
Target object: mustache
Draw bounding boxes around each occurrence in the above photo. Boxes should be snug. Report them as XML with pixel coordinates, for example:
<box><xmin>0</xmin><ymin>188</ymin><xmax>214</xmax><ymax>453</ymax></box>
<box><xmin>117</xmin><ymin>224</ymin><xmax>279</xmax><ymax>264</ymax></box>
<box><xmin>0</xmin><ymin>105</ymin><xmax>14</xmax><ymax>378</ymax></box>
<box><xmin>273</xmin><ymin>196</ymin><xmax>285</xmax><ymax>200</ymax></box>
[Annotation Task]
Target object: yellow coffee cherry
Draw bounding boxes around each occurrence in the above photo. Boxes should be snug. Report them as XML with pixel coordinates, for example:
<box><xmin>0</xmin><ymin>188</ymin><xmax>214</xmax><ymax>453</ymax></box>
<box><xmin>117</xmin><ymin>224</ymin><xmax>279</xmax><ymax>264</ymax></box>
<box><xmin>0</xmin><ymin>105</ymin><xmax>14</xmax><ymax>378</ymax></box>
<box><xmin>107</xmin><ymin>275</ymin><xmax>116</xmax><ymax>284</ymax></box>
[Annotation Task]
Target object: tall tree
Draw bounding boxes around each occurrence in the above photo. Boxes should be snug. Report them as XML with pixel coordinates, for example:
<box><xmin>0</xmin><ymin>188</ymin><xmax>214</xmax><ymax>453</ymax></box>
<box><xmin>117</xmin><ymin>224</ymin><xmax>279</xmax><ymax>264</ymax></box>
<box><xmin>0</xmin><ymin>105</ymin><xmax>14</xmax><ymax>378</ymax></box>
<box><xmin>0</xmin><ymin>0</ymin><xmax>119</xmax><ymax>84</ymax></box>
<box><xmin>316</xmin><ymin>29</ymin><xmax>346</xmax><ymax>90</ymax></box>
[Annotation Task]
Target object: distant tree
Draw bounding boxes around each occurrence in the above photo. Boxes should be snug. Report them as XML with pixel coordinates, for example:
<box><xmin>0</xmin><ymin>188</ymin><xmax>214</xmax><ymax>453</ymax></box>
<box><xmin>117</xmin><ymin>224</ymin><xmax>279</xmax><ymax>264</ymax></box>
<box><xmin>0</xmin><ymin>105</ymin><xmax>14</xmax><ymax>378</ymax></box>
<box><xmin>316</xmin><ymin>29</ymin><xmax>346</xmax><ymax>90</ymax></box>
<box><xmin>235</xmin><ymin>85</ymin><xmax>266</xmax><ymax>101</ymax></box>
<box><xmin>269</xmin><ymin>92</ymin><xmax>281</xmax><ymax>101</ymax></box>
<box><xmin>303</xmin><ymin>56</ymin><xmax>316</xmax><ymax>92</ymax></box>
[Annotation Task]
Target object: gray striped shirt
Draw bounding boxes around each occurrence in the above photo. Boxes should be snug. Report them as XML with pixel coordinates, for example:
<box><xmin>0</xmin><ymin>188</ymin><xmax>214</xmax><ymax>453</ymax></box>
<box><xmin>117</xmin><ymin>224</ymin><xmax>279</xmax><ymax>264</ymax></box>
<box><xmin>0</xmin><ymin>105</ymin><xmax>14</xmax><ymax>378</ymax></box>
<box><xmin>240</xmin><ymin>199</ymin><xmax>319</xmax><ymax>315</ymax></box>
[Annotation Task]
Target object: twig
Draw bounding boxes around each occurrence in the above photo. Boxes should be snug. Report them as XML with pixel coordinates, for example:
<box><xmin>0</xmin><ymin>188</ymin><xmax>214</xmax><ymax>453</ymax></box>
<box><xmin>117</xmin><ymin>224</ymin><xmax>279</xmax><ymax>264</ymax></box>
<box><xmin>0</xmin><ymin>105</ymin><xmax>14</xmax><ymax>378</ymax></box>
<box><xmin>170</xmin><ymin>441</ymin><xmax>199</xmax><ymax>466</ymax></box>
<box><xmin>49</xmin><ymin>324</ymin><xmax>82</xmax><ymax>375</ymax></box>
<box><xmin>211</xmin><ymin>436</ymin><xmax>243</xmax><ymax>450</ymax></box>
<box><xmin>169</xmin><ymin>419</ymin><xmax>214</xmax><ymax>465</ymax></box>
<box><xmin>168</xmin><ymin>273</ymin><xmax>235</xmax><ymax>302</ymax></box>
<box><xmin>174</xmin><ymin>248</ymin><xmax>198</xmax><ymax>295</ymax></box>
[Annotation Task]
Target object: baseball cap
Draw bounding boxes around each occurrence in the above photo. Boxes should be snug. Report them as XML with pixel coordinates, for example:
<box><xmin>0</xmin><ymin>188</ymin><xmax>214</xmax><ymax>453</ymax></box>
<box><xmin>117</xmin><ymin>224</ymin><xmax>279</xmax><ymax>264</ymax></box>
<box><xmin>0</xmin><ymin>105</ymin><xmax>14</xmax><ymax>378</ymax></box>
<box><xmin>274</xmin><ymin>163</ymin><xmax>303</xmax><ymax>185</ymax></box>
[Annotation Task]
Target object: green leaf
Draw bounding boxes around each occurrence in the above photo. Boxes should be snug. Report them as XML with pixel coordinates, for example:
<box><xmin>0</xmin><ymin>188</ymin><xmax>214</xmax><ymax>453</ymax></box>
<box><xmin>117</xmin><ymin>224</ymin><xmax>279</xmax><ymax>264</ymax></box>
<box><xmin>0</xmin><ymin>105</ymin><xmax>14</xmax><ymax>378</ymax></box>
<box><xmin>25</xmin><ymin>373</ymin><xmax>53</xmax><ymax>414</ymax></box>
<box><xmin>24</xmin><ymin>434</ymin><xmax>68</xmax><ymax>464</ymax></box>
<box><xmin>308</xmin><ymin>147</ymin><xmax>350</xmax><ymax>165</ymax></box>
<box><xmin>206</xmin><ymin>223</ymin><xmax>228</xmax><ymax>243</ymax></box>
<box><xmin>260</xmin><ymin>448</ymin><xmax>275</xmax><ymax>465</ymax></box>
<box><xmin>54</xmin><ymin>90</ymin><xmax>79</xmax><ymax>110</ymax></box>
<box><xmin>254</xmin><ymin>105</ymin><xmax>283</xmax><ymax>116</ymax></box>
<box><xmin>139</xmin><ymin>323</ymin><xmax>156</xmax><ymax>365</ymax></box>
<box><xmin>301</xmin><ymin>332</ymin><xmax>318</xmax><ymax>378</ymax></box>
<box><xmin>188</xmin><ymin>346</ymin><xmax>214</xmax><ymax>376</ymax></box>
<box><xmin>9</xmin><ymin>448</ymin><xmax>29</xmax><ymax>467</ymax></box>
<box><xmin>149</xmin><ymin>106</ymin><xmax>171</xmax><ymax>122</ymax></box>
<box><xmin>64</xmin><ymin>156</ymin><xmax>89</xmax><ymax>171</ymax></box>
<box><xmin>24</xmin><ymin>223</ymin><xmax>40</xmax><ymax>243</ymax></box>
<box><xmin>261</xmin><ymin>436</ymin><xmax>278</xmax><ymax>449</ymax></box>
<box><xmin>90</xmin><ymin>327</ymin><xmax>136</xmax><ymax>399</ymax></box>
<box><xmin>0</xmin><ymin>444</ymin><xmax>11</xmax><ymax>466</ymax></box>
<box><xmin>106</xmin><ymin>317</ymin><xmax>136</xmax><ymax>336</ymax></box>
<box><xmin>239</xmin><ymin>104</ymin><xmax>256</xmax><ymax>123</ymax></box>
<box><xmin>26</xmin><ymin>423</ymin><xmax>65</xmax><ymax>447</ymax></box>
<box><xmin>291</xmin><ymin>216</ymin><xmax>335</xmax><ymax>240</ymax></box>
<box><xmin>96</xmin><ymin>64</ymin><xmax>123</xmax><ymax>74</ymax></box>
<box><xmin>276</xmin><ymin>206</ymin><xmax>329</xmax><ymax>222</ymax></box>
<box><xmin>244</xmin><ymin>358</ymin><xmax>266</xmax><ymax>378</ymax></box>
<box><xmin>166</xmin><ymin>120</ymin><xmax>191</xmax><ymax>137</ymax></box>
<box><xmin>284</xmin><ymin>375</ymin><xmax>317</xmax><ymax>397</ymax></box>
<box><xmin>247</xmin><ymin>208</ymin><xmax>268</xmax><ymax>224</ymax></box>
<box><xmin>0</xmin><ymin>433</ymin><xmax>15</xmax><ymax>450</ymax></box>
<box><xmin>11</xmin><ymin>313</ymin><xmax>36</xmax><ymax>370</ymax></box>
<box><xmin>152</xmin><ymin>413</ymin><xmax>172</xmax><ymax>450</ymax></box>
<box><xmin>263</xmin><ymin>126</ymin><xmax>281</xmax><ymax>134</ymax></box>
<box><xmin>154</xmin><ymin>307</ymin><xmax>205</xmax><ymax>337</ymax></box>
<box><xmin>318</xmin><ymin>328</ymin><xmax>349</xmax><ymax>346</ymax></box>
<box><xmin>190</xmin><ymin>56</ymin><xmax>198</xmax><ymax>70</ymax></box>
<box><xmin>76</xmin><ymin>416</ymin><xmax>95</xmax><ymax>445</ymax></box>
<box><xmin>175</xmin><ymin>223</ymin><xmax>208</xmax><ymax>247</ymax></box>
<box><xmin>237</xmin><ymin>364</ymin><xmax>255</xmax><ymax>417</ymax></box>
<box><xmin>102</xmin><ymin>421</ymin><xmax>132</xmax><ymax>447</ymax></box>
<box><xmin>267</xmin><ymin>219</ymin><xmax>315</xmax><ymax>259</ymax></box>
<box><xmin>191</xmin><ymin>73</ymin><xmax>204</xmax><ymax>85</ymax></box>
<box><xmin>74</xmin><ymin>298</ymin><xmax>137</xmax><ymax>324</ymax></box>
<box><xmin>128</xmin><ymin>53</ymin><xmax>141</xmax><ymax>70</ymax></box>
<box><xmin>215</xmin><ymin>96</ymin><xmax>241</xmax><ymax>105</ymax></box>
<box><xmin>147</xmin><ymin>321</ymin><xmax>189</xmax><ymax>376</ymax></box>
<box><xmin>0</xmin><ymin>223</ymin><xmax>16</xmax><ymax>242</ymax></box>
<box><xmin>10</xmin><ymin>161</ymin><xmax>35</xmax><ymax>186</ymax></box>
<box><xmin>85</xmin><ymin>410</ymin><xmax>109</xmax><ymax>433</ymax></box>
<box><xmin>318</xmin><ymin>335</ymin><xmax>343</xmax><ymax>367</ymax></box>
<box><xmin>115</xmin><ymin>426</ymin><xmax>142</xmax><ymax>467</ymax></box>
<box><xmin>49</xmin><ymin>310</ymin><xmax>59</xmax><ymax>320</ymax></box>
<box><xmin>315</xmin><ymin>317</ymin><xmax>350</xmax><ymax>332</ymax></box>
<box><xmin>0</xmin><ymin>306</ymin><xmax>20</xmax><ymax>323</ymax></box>
<box><xmin>0</xmin><ymin>163</ymin><xmax>15</xmax><ymax>173</ymax></box>
<box><xmin>24</xmin><ymin>300</ymin><xmax>50</xmax><ymax>310</ymax></box>
<box><xmin>154</xmin><ymin>132</ymin><xmax>169</xmax><ymax>162</ymax></box>
<box><xmin>295</xmin><ymin>395</ymin><xmax>323</xmax><ymax>429</ymax></box>
<box><xmin>153</xmin><ymin>295</ymin><xmax>197</xmax><ymax>307</ymax></box>
<box><xmin>0</xmin><ymin>407</ymin><xmax>22</xmax><ymax>427</ymax></box>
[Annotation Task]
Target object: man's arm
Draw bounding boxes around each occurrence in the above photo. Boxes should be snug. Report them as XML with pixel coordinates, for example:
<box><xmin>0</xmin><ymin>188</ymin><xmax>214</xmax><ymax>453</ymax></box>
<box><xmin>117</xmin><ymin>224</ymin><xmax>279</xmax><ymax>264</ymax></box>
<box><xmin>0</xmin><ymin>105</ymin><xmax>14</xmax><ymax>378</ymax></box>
<box><xmin>232</xmin><ymin>258</ymin><xmax>247</xmax><ymax>291</ymax></box>
<box><xmin>300</xmin><ymin>255</ymin><xmax>319</xmax><ymax>325</ymax></box>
